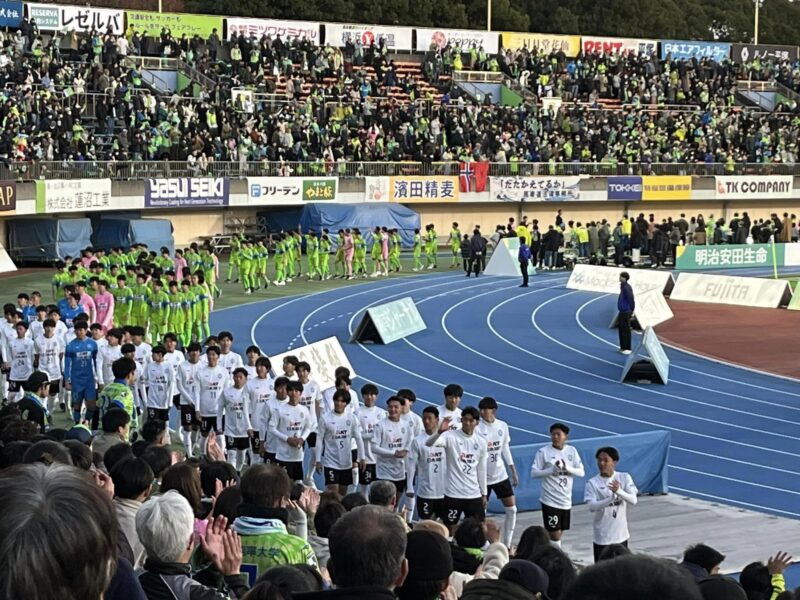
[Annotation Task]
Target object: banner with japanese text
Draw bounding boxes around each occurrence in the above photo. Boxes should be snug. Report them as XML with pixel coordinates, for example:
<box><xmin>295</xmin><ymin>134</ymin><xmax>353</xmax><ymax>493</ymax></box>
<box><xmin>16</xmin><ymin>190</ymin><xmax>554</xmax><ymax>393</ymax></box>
<box><xmin>35</xmin><ymin>179</ymin><xmax>112</xmax><ymax>214</ymax></box>
<box><xmin>324</xmin><ymin>22</ymin><xmax>413</xmax><ymax>50</ymax></box>
<box><xmin>0</xmin><ymin>1</ymin><xmax>22</xmax><ymax>27</ymax></box>
<box><xmin>415</xmin><ymin>28</ymin><xmax>499</xmax><ymax>54</ymax></box>
<box><xmin>489</xmin><ymin>176</ymin><xmax>581</xmax><ymax>201</ymax></box>
<box><xmin>388</xmin><ymin>176</ymin><xmax>459</xmax><ymax>202</ymax></box>
<box><xmin>225</xmin><ymin>17</ymin><xmax>320</xmax><ymax>43</ymax></box>
<box><xmin>126</xmin><ymin>10</ymin><xmax>222</xmax><ymax>39</ymax></box>
<box><xmin>731</xmin><ymin>43</ymin><xmax>799</xmax><ymax>63</ymax></box>
<box><xmin>500</xmin><ymin>32</ymin><xmax>581</xmax><ymax>56</ymax></box>
<box><xmin>30</xmin><ymin>3</ymin><xmax>123</xmax><ymax>34</ymax></box>
<box><xmin>641</xmin><ymin>176</ymin><xmax>692</xmax><ymax>200</ymax></box>
<box><xmin>714</xmin><ymin>175</ymin><xmax>794</xmax><ymax>199</ymax></box>
<box><xmin>247</xmin><ymin>177</ymin><xmax>337</xmax><ymax>205</ymax></box>
<box><xmin>145</xmin><ymin>178</ymin><xmax>229</xmax><ymax>208</ymax></box>
<box><xmin>581</xmin><ymin>36</ymin><xmax>656</xmax><ymax>55</ymax></box>
<box><xmin>676</xmin><ymin>244</ymin><xmax>783</xmax><ymax>270</ymax></box>
<box><xmin>660</xmin><ymin>40</ymin><xmax>731</xmax><ymax>62</ymax></box>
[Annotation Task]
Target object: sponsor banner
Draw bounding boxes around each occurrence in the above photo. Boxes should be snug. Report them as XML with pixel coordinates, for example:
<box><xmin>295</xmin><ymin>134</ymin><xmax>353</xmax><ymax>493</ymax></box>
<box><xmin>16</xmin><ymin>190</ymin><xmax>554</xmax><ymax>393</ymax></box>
<box><xmin>365</xmin><ymin>176</ymin><xmax>389</xmax><ymax>202</ymax></box>
<box><xmin>675</xmin><ymin>243</ymin><xmax>783</xmax><ymax>270</ymax></box>
<box><xmin>633</xmin><ymin>288</ymin><xmax>674</xmax><ymax>329</ymax></box>
<box><xmin>270</xmin><ymin>336</ymin><xmax>354</xmax><ymax>391</ymax></box>
<box><xmin>350</xmin><ymin>297</ymin><xmax>427</xmax><ymax>344</ymax></box>
<box><xmin>500</xmin><ymin>32</ymin><xmax>581</xmax><ymax>56</ymax></box>
<box><xmin>248</xmin><ymin>177</ymin><xmax>337</xmax><ymax>204</ymax></box>
<box><xmin>415</xmin><ymin>28</ymin><xmax>499</xmax><ymax>54</ymax></box>
<box><xmin>581</xmin><ymin>36</ymin><xmax>656</xmax><ymax>56</ymax></box>
<box><xmin>324</xmin><ymin>22</ymin><xmax>413</xmax><ymax>51</ymax></box>
<box><xmin>35</xmin><ymin>179</ymin><xmax>112</xmax><ymax>214</ymax></box>
<box><xmin>225</xmin><ymin>17</ymin><xmax>320</xmax><ymax>42</ymax></box>
<box><xmin>26</xmin><ymin>3</ymin><xmax>58</xmax><ymax>28</ymax></box>
<box><xmin>731</xmin><ymin>43</ymin><xmax>799</xmax><ymax>64</ymax></box>
<box><xmin>607</xmin><ymin>176</ymin><xmax>643</xmax><ymax>200</ymax></box>
<box><xmin>388</xmin><ymin>176</ymin><xmax>458</xmax><ymax>202</ymax></box>
<box><xmin>144</xmin><ymin>178</ymin><xmax>229</xmax><ymax>208</ymax></box>
<box><xmin>490</xmin><ymin>176</ymin><xmax>581</xmax><ymax>202</ymax></box>
<box><xmin>126</xmin><ymin>10</ymin><xmax>222</xmax><ymax>39</ymax></box>
<box><xmin>660</xmin><ymin>40</ymin><xmax>731</xmax><ymax>62</ymax></box>
<box><xmin>0</xmin><ymin>181</ymin><xmax>15</xmax><ymax>212</ymax></box>
<box><xmin>671</xmin><ymin>272</ymin><xmax>792</xmax><ymax>308</ymax></box>
<box><xmin>641</xmin><ymin>176</ymin><xmax>692</xmax><ymax>200</ymax></box>
<box><xmin>567</xmin><ymin>264</ymin><xmax>674</xmax><ymax>296</ymax></box>
<box><xmin>0</xmin><ymin>1</ymin><xmax>22</xmax><ymax>27</ymax></box>
<box><xmin>714</xmin><ymin>175</ymin><xmax>793</xmax><ymax>199</ymax></box>
<box><xmin>31</xmin><ymin>3</ymin><xmax>123</xmax><ymax>34</ymax></box>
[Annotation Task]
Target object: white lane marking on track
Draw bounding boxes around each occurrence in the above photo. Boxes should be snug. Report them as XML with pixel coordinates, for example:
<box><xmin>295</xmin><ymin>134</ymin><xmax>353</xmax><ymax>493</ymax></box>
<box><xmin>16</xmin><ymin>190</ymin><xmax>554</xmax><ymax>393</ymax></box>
<box><xmin>669</xmin><ymin>486</ymin><xmax>800</xmax><ymax>518</ymax></box>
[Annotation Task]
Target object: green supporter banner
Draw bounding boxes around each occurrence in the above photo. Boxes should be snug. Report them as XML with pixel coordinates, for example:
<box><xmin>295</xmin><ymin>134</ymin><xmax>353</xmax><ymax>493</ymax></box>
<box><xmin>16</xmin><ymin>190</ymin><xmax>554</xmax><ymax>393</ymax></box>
<box><xmin>302</xmin><ymin>178</ymin><xmax>336</xmax><ymax>201</ymax></box>
<box><xmin>126</xmin><ymin>10</ymin><xmax>222</xmax><ymax>39</ymax></box>
<box><xmin>675</xmin><ymin>243</ymin><xmax>784</xmax><ymax>270</ymax></box>
<box><xmin>350</xmin><ymin>296</ymin><xmax>426</xmax><ymax>344</ymax></box>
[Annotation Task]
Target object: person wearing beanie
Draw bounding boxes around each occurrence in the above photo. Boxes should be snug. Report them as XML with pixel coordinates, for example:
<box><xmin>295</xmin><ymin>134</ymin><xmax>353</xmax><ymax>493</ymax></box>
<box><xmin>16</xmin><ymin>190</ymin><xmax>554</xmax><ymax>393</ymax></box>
<box><xmin>396</xmin><ymin>530</ymin><xmax>454</xmax><ymax>600</ymax></box>
<box><xmin>698</xmin><ymin>575</ymin><xmax>747</xmax><ymax>600</ymax></box>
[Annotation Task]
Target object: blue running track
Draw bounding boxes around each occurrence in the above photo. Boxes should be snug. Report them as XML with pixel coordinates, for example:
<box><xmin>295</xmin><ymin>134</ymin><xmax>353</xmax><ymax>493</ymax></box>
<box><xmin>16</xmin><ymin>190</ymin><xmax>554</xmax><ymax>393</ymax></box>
<box><xmin>212</xmin><ymin>270</ymin><xmax>800</xmax><ymax>519</ymax></box>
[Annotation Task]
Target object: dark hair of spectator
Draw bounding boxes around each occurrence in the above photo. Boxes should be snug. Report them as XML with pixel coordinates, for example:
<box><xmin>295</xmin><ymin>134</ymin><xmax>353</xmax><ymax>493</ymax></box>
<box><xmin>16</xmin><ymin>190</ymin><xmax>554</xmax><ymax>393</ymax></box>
<box><xmin>241</xmin><ymin>464</ymin><xmax>291</xmax><ymax>509</ymax></box>
<box><xmin>314</xmin><ymin>501</ymin><xmax>346</xmax><ymax>538</ymax></box>
<box><xmin>22</xmin><ymin>440</ymin><xmax>72</xmax><ymax>466</ymax></box>
<box><xmin>530</xmin><ymin>545</ymin><xmax>579</xmax><ymax>600</ymax></box>
<box><xmin>103</xmin><ymin>442</ymin><xmax>134</xmax><ymax>471</ymax></box>
<box><xmin>161</xmin><ymin>462</ymin><xmax>204</xmax><ymax>517</ymax></box>
<box><xmin>111</xmin><ymin>457</ymin><xmax>154</xmax><ymax>499</ymax></box>
<box><xmin>341</xmin><ymin>492</ymin><xmax>368</xmax><ymax>511</ymax></box>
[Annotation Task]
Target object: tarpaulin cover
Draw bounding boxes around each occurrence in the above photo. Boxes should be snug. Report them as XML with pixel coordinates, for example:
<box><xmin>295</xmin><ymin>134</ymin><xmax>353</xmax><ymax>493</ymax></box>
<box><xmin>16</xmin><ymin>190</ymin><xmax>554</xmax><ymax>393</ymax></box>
<box><xmin>8</xmin><ymin>218</ymin><xmax>92</xmax><ymax>261</ymax></box>
<box><xmin>298</xmin><ymin>203</ymin><xmax>420</xmax><ymax>248</ymax></box>
<box><xmin>257</xmin><ymin>208</ymin><xmax>303</xmax><ymax>233</ymax></box>
<box><xmin>94</xmin><ymin>219</ymin><xmax>174</xmax><ymax>254</ymax></box>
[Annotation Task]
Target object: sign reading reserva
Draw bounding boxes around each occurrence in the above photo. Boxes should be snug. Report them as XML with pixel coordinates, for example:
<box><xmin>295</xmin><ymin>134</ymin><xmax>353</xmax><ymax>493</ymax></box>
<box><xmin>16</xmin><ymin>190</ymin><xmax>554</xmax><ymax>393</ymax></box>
<box><xmin>714</xmin><ymin>175</ymin><xmax>794</xmax><ymax>199</ymax></box>
<box><xmin>675</xmin><ymin>243</ymin><xmax>784</xmax><ymax>270</ymax></box>
<box><xmin>670</xmin><ymin>272</ymin><xmax>792</xmax><ymax>308</ymax></box>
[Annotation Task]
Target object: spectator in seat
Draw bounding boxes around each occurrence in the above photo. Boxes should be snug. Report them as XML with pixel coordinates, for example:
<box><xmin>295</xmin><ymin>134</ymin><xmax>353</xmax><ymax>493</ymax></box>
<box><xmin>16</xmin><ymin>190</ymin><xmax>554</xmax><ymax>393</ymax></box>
<box><xmin>681</xmin><ymin>543</ymin><xmax>726</xmax><ymax>581</ymax></box>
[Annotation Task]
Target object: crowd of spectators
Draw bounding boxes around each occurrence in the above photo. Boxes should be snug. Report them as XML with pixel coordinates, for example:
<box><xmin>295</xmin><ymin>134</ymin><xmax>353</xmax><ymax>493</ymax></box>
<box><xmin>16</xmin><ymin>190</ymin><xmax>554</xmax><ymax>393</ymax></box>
<box><xmin>0</xmin><ymin>18</ymin><xmax>798</xmax><ymax>171</ymax></box>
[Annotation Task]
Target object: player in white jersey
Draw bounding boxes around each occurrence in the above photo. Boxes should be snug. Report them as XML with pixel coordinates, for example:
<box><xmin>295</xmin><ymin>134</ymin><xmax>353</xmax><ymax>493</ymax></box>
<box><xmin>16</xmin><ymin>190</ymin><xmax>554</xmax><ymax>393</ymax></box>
<box><xmin>244</xmin><ymin>345</ymin><xmax>262</xmax><ymax>379</ymax></box>
<box><xmin>142</xmin><ymin>346</ymin><xmax>175</xmax><ymax>422</ymax></box>
<box><xmin>269</xmin><ymin>379</ymin><xmax>313</xmax><ymax>482</ymax></box>
<box><xmin>6</xmin><ymin>321</ymin><xmax>35</xmax><ymax>402</ymax></box>
<box><xmin>176</xmin><ymin>342</ymin><xmax>203</xmax><ymax>457</ymax></box>
<box><xmin>195</xmin><ymin>346</ymin><xmax>231</xmax><ymax>454</ymax></box>
<box><xmin>280</xmin><ymin>355</ymin><xmax>300</xmax><ymax>381</ymax></box>
<box><xmin>439</xmin><ymin>383</ymin><xmax>463</xmax><ymax>431</ymax></box>
<box><xmin>163</xmin><ymin>333</ymin><xmax>185</xmax><ymax>408</ymax></box>
<box><xmin>217</xmin><ymin>331</ymin><xmax>244</xmax><ymax>375</ymax></box>
<box><xmin>90</xmin><ymin>324</ymin><xmax>108</xmax><ymax>355</ymax></box>
<box><xmin>584</xmin><ymin>446</ymin><xmax>638</xmax><ymax>563</ymax></box>
<box><xmin>218</xmin><ymin>368</ymin><xmax>255</xmax><ymax>470</ymax></box>
<box><xmin>357</xmin><ymin>383</ymin><xmax>386</xmax><ymax>495</ymax></box>
<box><xmin>246</xmin><ymin>357</ymin><xmax>274</xmax><ymax>464</ymax></box>
<box><xmin>426</xmin><ymin>406</ymin><xmax>487</xmax><ymax>535</ymax></box>
<box><xmin>34</xmin><ymin>319</ymin><xmax>64</xmax><ymax>414</ymax></box>
<box><xmin>478</xmin><ymin>396</ymin><xmax>520</xmax><ymax>547</ymax></box>
<box><xmin>397</xmin><ymin>388</ymin><xmax>423</xmax><ymax>437</ymax></box>
<box><xmin>262</xmin><ymin>377</ymin><xmax>290</xmax><ymax>463</ymax></box>
<box><xmin>315</xmin><ymin>388</ymin><xmax>365</xmax><ymax>495</ymax></box>
<box><xmin>371</xmin><ymin>395</ymin><xmax>414</xmax><ymax>507</ymax></box>
<box><xmin>530</xmin><ymin>422</ymin><xmax>585</xmax><ymax>547</ymax></box>
<box><xmin>121</xmin><ymin>343</ymin><xmax>147</xmax><ymax>414</ymax></box>
<box><xmin>406</xmin><ymin>406</ymin><xmax>446</xmax><ymax>522</ymax></box>
<box><xmin>96</xmin><ymin>328</ymin><xmax>123</xmax><ymax>389</ymax></box>
<box><xmin>29</xmin><ymin>305</ymin><xmax>48</xmax><ymax>341</ymax></box>
<box><xmin>321</xmin><ymin>375</ymin><xmax>359</xmax><ymax>415</ymax></box>
<box><xmin>130</xmin><ymin>327</ymin><xmax>152</xmax><ymax>373</ymax></box>
<box><xmin>296</xmin><ymin>361</ymin><xmax>322</xmax><ymax>485</ymax></box>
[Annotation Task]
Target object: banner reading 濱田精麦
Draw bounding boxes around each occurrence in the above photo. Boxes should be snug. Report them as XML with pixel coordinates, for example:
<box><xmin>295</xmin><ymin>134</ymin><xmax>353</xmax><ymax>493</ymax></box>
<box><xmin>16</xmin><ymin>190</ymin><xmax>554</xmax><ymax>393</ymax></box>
<box><xmin>500</xmin><ymin>32</ymin><xmax>581</xmax><ymax>56</ymax></box>
<box><xmin>225</xmin><ymin>17</ymin><xmax>320</xmax><ymax>43</ymax></box>
<box><xmin>30</xmin><ymin>3</ymin><xmax>123</xmax><ymax>33</ymax></box>
<box><xmin>35</xmin><ymin>179</ymin><xmax>112</xmax><ymax>213</ymax></box>
<box><xmin>714</xmin><ymin>175</ymin><xmax>794</xmax><ymax>199</ymax></box>
<box><xmin>126</xmin><ymin>10</ymin><xmax>222</xmax><ymax>38</ymax></box>
<box><xmin>415</xmin><ymin>28</ymin><xmax>499</xmax><ymax>54</ymax></box>
<box><xmin>641</xmin><ymin>176</ymin><xmax>692</xmax><ymax>200</ymax></box>
<box><xmin>660</xmin><ymin>40</ymin><xmax>731</xmax><ymax>62</ymax></box>
<box><xmin>145</xmin><ymin>178</ymin><xmax>229</xmax><ymax>208</ymax></box>
<box><xmin>489</xmin><ymin>176</ymin><xmax>581</xmax><ymax>202</ymax></box>
<box><xmin>388</xmin><ymin>176</ymin><xmax>458</xmax><ymax>202</ymax></box>
<box><xmin>675</xmin><ymin>243</ymin><xmax>785</xmax><ymax>270</ymax></box>
<box><xmin>581</xmin><ymin>36</ymin><xmax>656</xmax><ymax>56</ymax></box>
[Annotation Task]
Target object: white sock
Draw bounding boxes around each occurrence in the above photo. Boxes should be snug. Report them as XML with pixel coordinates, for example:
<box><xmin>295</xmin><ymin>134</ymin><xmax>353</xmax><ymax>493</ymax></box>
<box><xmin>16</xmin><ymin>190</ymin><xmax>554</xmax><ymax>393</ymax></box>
<box><xmin>358</xmin><ymin>484</ymin><xmax>370</xmax><ymax>498</ymax></box>
<box><xmin>46</xmin><ymin>394</ymin><xmax>56</xmax><ymax>413</ymax></box>
<box><xmin>550</xmin><ymin>539</ymin><xmax>562</xmax><ymax>548</ymax></box>
<box><xmin>351</xmin><ymin>467</ymin><xmax>360</xmax><ymax>488</ymax></box>
<box><xmin>503</xmin><ymin>506</ymin><xmax>518</xmax><ymax>547</ymax></box>
<box><xmin>181</xmin><ymin>430</ymin><xmax>193</xmax><ymax>457</ymax></box>
<box><xmin>404</xmin><ymin>495</ymin><xmax>416</xmax><ymax>523</ymax></box>
<box><xmin>232</xmin><ymin>449</ymin><xmax>245</xmax><ymax>471</ymax></box>
<box><xmin>199</xmin><ymin>435</ymin><xmax>208</xmax><ymax>455</ymax></box>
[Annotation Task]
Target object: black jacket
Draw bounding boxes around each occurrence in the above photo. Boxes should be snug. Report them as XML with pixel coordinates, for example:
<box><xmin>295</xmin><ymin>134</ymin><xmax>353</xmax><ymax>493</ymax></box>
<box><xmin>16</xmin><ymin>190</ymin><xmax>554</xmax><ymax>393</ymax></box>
<box><xmin>460</xmin><ymin>578</ymin><xmax>539</xmax><ymax>600</ymax></box>
<box><xmin>138</xmin><ymin>559</ymin><xmax>249</xmax><ymax>600</ymax></box>
<box><xmin>469</xmin><ymin>234</ymin><xmax>486</xmax><ymax>258</ymax></box>
<box><xmin>295</xmin><ymin>586</ymin><xmax>397</xmax><ymax>600</ymax></box>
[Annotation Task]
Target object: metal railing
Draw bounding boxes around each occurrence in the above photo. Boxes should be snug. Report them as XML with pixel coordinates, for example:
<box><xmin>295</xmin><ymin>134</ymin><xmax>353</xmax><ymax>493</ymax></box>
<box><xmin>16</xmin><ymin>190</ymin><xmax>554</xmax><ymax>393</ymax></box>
<box><xmin>5</xmin><ymin>161</ymin><xmax>800</xmax><ymax>181</ymax></box>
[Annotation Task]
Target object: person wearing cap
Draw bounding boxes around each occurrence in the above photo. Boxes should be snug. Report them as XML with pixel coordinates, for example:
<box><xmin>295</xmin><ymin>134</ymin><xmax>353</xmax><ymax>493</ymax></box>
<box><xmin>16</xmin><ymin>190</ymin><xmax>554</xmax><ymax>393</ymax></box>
<box><xmin>396</xmin><ymin>529</ymin><xmax>454</xmax><ymax>600</ymax></box>
<box><xmin>17</xmin><ymin>371</ymin><xmax>51</xmax><ymax>432</ymax></box>
<box><xmin>461</xmin><ymin>559</ymin><xmax>551</xmax><ymax>600</ymax></box>
<box><xmin>142</xmin><ymin>345</ymin><xmax>174</xmax><ymax>423</ymax></box>
<box><xmin>5</xmin><ymin>320</ymin><xmax>35</xmax><ymax>403</ymax></box>
<box><xmin>66</xmin><ymin>423</ymin><xmax>95</xmax><ymax>446</ymax></box>
<box><xmin>98</xmin><ymin>357</ymin><xmax>138</xmax><ymax>429</ymax></box>
<box><xmin>530</xmin><ymin>423</ymin><xmax>584</xmax><ymax>548</ymax></box>
<box><xmin>617</xmin><ymin>271</ymin><xmax>635</xmax><ymax>355</ymax></box>
<box><xmin>64</xmin><ymin>320</ymin><xmax>99</xmax><ymax>425</ymax></box>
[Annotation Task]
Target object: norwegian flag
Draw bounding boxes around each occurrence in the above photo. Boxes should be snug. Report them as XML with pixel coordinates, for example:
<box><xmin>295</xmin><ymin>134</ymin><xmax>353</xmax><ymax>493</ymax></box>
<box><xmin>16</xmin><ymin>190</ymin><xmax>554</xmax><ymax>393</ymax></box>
<box><xmin>459</xmin><ymin>161</ymin><xmax>489</xmax><ymax>193</ymax></box>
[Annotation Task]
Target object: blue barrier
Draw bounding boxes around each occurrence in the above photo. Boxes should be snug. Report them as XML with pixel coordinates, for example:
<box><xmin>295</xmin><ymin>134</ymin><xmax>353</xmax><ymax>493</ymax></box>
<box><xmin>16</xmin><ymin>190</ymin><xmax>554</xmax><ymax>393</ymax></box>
<box><xmin>488</xmin><ymin>430</ymin><xmax>670</xmax><ymax>513</ymax></box>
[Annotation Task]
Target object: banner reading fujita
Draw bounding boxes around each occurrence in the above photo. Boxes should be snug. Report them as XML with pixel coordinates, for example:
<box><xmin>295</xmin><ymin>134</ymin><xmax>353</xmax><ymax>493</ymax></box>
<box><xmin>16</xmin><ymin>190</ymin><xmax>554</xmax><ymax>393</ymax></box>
<box><xmin>714</xmin><ymin>175</ymin><xmax>793</xmax><ymax>199</ymax></box>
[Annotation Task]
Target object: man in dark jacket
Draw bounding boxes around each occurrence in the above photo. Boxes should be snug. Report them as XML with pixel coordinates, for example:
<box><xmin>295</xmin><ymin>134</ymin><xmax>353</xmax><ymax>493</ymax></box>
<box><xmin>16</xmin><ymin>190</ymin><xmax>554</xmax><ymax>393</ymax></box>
<box><xmin>617</xmin><ymin>272</ymin><xmax>635</xmax><ymax>354</ymax></box>
<box><xmin>518</xmin><ymin>239</ymin><xmax>532</xmax><ymax>287</ymax></box>
<box><xmin>467</xmin><ymin>229</ymin><xmax>486</xmax><ymax>277</ymax></box>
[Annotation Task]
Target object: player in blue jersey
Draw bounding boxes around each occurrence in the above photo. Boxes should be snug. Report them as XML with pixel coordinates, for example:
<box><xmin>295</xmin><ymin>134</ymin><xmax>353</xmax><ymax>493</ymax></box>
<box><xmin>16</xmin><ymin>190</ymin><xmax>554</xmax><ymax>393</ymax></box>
<box><xmin>60</xmin><ymin>292</ymin><xmax>85</xmax><ymax>330</ymax></box>
<box><xmin>64</xmin><ymin>321</ymin><xmax>99</xmax><ymax>426</ymax></box>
